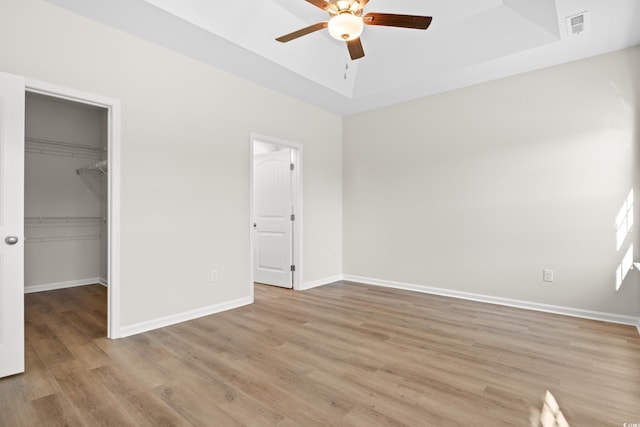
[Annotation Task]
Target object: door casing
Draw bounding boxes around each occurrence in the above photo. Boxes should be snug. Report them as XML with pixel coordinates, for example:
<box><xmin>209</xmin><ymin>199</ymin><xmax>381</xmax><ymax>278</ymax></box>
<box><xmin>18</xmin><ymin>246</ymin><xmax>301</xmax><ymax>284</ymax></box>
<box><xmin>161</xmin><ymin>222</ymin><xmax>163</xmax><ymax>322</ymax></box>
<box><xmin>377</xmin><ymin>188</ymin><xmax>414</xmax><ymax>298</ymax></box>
<box><xmin>25</xmin><ymin>78</ymin><xmax>122</xmax><ymax>339</ymax></box>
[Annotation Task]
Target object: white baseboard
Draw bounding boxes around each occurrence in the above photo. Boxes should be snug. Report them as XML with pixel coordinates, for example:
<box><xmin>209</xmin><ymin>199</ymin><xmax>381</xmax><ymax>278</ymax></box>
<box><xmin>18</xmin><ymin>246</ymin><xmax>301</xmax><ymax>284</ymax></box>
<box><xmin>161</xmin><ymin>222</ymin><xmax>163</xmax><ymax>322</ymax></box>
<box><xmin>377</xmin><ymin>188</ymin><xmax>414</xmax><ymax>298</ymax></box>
<box><xmin>118</xmin><ymin>296</ymin><xmax>253</xmax><ymax>338</ymax></box>
<box><xmin>299</xmin><ymin>275</ymin><xmax>343</xmax><ymax>291</ymax></box>
<box><xmin>98</xmin><ymin>277</ymin><xmax>108</xmax><ymax>288</ymax></box>
<box><xmin>24</xmin><ymin>277</ymin><xmax>104</xmax><ymax>294</ymax></box>
<box><xmin>343</xmin><ymin>274</ymin><xmax>640</xmax><ymax>330</ymax></box>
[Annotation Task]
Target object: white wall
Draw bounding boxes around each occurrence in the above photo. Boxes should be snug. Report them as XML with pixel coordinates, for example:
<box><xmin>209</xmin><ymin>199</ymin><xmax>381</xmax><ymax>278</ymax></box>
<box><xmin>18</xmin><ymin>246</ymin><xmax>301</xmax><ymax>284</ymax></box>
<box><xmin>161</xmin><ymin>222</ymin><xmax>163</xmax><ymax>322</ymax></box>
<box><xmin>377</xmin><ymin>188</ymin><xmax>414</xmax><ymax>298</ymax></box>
<box><xmin>344</xmin><ymin>48</ymin><xmax>640</xmax><ymax>317</ymax></box>
<box><xmin>0</xmin><ymin>0</ymin><xmax>342</xmax><ymax>327</ymax></box>
<box><xmin>24</xmin><ymin>93</ymin><xmax>107</xmax><ymax>288</ymax></box>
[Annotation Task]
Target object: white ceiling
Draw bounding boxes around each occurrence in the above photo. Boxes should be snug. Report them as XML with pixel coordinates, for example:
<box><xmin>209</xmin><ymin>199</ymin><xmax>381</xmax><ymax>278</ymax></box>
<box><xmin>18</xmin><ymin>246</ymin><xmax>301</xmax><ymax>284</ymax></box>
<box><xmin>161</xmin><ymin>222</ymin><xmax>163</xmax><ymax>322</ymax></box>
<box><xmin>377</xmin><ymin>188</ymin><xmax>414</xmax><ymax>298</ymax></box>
<box><xmin>47</xmin><ymin>0</ymin><xmax>640</xmax><ymax>115</ymax></box>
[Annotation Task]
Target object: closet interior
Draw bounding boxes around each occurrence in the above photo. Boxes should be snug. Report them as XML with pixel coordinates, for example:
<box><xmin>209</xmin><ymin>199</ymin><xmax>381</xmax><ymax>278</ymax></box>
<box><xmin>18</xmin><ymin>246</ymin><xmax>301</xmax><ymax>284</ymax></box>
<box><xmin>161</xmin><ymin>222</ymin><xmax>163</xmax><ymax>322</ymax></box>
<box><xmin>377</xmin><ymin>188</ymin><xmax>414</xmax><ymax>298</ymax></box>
<box><xmin>24</xmin><ymin>93</ymin><xmax>108</xmax><ymax>295</ymax></box>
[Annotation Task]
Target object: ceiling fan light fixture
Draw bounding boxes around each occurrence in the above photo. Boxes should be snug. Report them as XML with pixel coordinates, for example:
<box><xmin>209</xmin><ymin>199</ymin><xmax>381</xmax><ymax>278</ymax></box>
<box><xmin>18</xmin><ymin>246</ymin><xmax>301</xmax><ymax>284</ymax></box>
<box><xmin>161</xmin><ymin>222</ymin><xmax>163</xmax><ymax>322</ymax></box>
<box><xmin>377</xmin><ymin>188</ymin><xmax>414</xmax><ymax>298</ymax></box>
<box><xmin>328</xmin><ymin>13</ymin><xmax>363</xmax><ymax>41</ymax></box>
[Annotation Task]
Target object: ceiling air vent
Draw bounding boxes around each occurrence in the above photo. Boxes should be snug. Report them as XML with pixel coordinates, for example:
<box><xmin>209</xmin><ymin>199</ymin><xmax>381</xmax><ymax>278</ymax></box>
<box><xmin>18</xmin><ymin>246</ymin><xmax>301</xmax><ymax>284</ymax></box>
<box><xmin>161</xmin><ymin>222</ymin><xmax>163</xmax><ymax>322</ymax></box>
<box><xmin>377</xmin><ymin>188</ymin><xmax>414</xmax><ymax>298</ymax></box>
<box><xmin>566</xmin><ymin>11</ymin><xmax>589</xmax><ymax>37</ymax></box>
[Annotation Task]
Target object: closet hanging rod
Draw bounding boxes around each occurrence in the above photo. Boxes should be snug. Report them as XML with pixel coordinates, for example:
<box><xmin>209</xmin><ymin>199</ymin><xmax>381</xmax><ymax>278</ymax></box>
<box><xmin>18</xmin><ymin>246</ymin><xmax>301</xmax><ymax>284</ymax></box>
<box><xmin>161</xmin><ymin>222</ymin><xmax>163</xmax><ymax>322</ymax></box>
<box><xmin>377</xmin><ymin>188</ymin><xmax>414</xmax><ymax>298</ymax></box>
<box><xmin>25</xmin><ymin>136</ymin><xmax>106</xmax><ymax>152</ymax></box>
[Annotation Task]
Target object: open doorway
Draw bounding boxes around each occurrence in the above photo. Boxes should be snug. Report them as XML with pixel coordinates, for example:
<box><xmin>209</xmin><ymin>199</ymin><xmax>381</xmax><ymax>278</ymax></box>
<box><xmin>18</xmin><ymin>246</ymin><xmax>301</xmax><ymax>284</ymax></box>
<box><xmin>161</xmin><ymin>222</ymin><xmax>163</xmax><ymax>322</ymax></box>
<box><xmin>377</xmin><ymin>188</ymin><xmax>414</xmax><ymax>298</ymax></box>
<box><xmin>24</xmin><ymin>93</ymin><xmax>108</xmax><ymax>291</ymax></box>
<box><xmin>250</xmin><ymin>133</ymin><xmax>303</xmax><ymax>292</ymax></box>
<box><xmin>25</xmin><ymin>80</ymin><xmax>121</xmax><ymax>340</ymax></box>
<box><xmin>24</xmin><ymin>92</ymin><xmax>109</xmax><ymax>338</ymax></box>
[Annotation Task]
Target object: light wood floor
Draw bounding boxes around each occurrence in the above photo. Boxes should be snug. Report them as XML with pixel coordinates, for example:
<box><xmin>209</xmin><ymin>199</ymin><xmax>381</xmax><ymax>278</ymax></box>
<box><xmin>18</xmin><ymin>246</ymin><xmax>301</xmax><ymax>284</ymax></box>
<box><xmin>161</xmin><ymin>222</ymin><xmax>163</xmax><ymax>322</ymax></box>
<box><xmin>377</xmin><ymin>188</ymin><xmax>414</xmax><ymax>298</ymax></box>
<box><xmin>1</xmin><ymin>282</ymin><xmax>639</xmax><ymax>426</ymax></box>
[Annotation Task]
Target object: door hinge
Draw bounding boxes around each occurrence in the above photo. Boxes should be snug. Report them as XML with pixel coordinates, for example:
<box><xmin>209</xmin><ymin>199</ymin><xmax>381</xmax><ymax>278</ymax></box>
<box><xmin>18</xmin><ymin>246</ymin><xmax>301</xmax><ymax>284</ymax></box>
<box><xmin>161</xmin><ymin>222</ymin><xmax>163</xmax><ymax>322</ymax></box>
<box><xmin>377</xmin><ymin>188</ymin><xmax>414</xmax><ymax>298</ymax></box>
<box><xmin>290</xmin><ymin>214</ymin><xmax>295</xmax><ymax>221</ymax></box>
<box><xmin>290</xmin><ymin>163</ymin><xmax>295</xmax><ymax>171</ymax></box>
<box><xmin>290</xmin><ymin>265</ymin><xmax>296</xmax><ymax>272</ymax></box>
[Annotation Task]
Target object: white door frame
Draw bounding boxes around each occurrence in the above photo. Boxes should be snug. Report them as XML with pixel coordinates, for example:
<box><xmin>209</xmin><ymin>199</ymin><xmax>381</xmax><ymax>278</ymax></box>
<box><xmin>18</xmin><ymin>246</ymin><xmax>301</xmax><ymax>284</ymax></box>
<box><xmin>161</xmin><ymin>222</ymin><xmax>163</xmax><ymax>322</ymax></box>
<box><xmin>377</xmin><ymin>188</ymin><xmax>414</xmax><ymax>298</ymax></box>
<box><xmin>25</xmin><ymin>79</ymin><xmax>122</xmax><ymax>339</ymax></box>
<box><xmin>249</xmin><ymin>133</ymin><xmax>303</xmax><ymax>295</ymax></box>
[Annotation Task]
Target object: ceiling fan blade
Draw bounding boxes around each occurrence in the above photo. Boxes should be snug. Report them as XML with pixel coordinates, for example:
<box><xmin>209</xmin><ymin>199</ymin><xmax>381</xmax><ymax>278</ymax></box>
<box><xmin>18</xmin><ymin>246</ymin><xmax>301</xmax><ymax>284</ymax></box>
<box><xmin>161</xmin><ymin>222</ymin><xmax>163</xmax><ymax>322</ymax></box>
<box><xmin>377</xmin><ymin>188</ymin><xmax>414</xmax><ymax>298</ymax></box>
<box><xmin>276</xmin><ymin>22</ymin><xmax>328</xmax><ymax>43</ymax></box>
<box><xmin>305</xmin><ymin>0</ymin><xmax>332</xmax><ymax>11</ymax></box>
<box><xmin>363</xmin><ymin>13</ymin><xmax>433</xmax><ymax>30</ymax></box>
<box><xmin>346</xmin><ymin>38</ymin><xmax>365</xmax><ymax>60</ymax></box>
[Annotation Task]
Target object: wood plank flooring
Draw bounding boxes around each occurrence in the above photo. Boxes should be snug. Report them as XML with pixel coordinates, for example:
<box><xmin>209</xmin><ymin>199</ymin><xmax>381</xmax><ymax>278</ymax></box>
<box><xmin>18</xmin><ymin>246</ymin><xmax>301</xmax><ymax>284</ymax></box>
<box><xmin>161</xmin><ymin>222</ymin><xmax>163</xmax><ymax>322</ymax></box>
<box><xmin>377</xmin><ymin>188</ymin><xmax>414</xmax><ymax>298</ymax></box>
<box><xmin>1</xmin><ymin>282</ymin><xmax>639</xmax><ymax>426</ymax></box>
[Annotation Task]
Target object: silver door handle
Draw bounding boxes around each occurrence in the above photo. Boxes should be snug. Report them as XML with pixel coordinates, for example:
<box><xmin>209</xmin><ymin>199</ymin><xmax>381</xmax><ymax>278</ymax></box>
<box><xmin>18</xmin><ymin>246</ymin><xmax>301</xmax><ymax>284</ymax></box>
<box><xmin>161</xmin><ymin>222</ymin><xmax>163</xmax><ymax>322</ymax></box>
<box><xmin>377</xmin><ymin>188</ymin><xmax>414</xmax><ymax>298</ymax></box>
<box><xmin>4</xmin><ymin>236</ymin><xmax>18</xmax><ymax>245</ymax></box>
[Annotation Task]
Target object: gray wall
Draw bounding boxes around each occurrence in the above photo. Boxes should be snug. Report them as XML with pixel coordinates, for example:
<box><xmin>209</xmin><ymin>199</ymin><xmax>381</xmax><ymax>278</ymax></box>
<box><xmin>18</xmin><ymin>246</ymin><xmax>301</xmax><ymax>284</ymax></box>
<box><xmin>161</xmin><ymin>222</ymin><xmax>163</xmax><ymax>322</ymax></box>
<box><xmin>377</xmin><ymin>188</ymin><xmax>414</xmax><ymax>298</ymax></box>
<box><xmin>344</xmin><ymin>48</ymin><xmax>640</xmax><ymax>317</ymax></box>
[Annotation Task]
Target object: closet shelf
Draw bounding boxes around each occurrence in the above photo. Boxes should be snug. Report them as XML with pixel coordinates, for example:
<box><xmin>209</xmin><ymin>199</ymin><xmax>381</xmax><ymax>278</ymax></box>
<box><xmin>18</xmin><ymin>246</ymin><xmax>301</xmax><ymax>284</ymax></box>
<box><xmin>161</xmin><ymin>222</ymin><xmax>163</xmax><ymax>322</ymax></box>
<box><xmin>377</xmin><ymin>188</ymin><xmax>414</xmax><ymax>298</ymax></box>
<box><xmin>25</xmin><ymin>137</ymin><xmax>106</xmax><ymax>152</ymax></box>
<box><xmin>24</xmin><ymin>216</ymin><xmax>105</xmax><ymax>244</ymax></box>
<box><xmin>25</xmin><ymin>216</ymin><xmax>106</xmax><ymax>225</ymax></box>
<box><xmin>26</xmin><ymin>136</ymin><xmax>106</xmax><ymax>160</ymax></box>
<box><xmin>25</xmin><ymin>236</ymin><xmax>101</xmax><ymax>243</ymax></box>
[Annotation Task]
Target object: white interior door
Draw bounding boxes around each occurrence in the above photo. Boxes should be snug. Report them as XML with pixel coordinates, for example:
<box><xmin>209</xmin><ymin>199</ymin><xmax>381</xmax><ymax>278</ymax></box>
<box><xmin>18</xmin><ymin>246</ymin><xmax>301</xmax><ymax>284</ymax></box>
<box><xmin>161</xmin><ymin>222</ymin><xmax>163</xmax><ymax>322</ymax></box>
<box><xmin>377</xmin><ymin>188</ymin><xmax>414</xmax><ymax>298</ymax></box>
<box><xmin>0</xmin><ymin>72</ymin><xmax>25</xmax><ymax>378</ymax></box>
<box><xmin>253</xmin><ymin>149</ymin><xmax>293</xmax><ymax>288</ymax></box>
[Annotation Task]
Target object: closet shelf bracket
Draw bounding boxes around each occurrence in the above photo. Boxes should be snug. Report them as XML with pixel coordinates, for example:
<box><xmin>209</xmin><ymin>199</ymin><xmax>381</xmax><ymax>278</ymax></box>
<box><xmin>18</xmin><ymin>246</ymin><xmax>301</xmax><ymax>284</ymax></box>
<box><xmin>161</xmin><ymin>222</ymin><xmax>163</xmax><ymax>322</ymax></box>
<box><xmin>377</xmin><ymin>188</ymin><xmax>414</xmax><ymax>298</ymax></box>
<box><xmin>76</xmin><ymin>159</ymin><xmax>108</xmax><ymax>175</ymax></box>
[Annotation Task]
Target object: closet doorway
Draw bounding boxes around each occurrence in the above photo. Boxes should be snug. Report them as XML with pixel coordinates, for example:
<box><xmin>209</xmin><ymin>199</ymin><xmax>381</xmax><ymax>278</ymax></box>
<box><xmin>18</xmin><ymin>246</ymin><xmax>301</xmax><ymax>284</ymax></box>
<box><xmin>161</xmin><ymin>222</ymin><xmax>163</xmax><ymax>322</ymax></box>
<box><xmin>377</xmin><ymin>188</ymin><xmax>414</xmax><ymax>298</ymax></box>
<box><xmin>25</xmin><ymin>92</ymin><xmax>107</xmax><ymax>286</ymax></box>
<box><xmin>24</xmin><ymin>80</ymin><xmax>121</xmax><ymax>340</ymax></box>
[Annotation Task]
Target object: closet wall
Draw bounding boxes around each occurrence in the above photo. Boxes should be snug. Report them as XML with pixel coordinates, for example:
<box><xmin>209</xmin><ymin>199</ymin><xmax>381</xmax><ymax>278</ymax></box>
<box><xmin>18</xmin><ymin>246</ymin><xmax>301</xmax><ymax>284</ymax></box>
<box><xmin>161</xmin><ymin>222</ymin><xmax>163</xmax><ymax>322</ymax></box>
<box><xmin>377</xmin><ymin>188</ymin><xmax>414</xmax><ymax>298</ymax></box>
<box><xmin>24</xmin><ymin>93</ymin><xmax>108</xmax><ymax>292</ymax></box>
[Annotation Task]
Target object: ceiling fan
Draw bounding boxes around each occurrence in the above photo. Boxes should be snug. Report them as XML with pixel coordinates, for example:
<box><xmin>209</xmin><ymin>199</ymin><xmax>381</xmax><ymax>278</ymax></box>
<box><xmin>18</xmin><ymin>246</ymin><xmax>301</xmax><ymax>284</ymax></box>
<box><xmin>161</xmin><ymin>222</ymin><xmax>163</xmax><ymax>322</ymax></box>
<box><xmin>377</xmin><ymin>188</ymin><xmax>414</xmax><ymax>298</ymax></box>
<box><xmin>276</xmin><ymin>0</ymin><xmax>433</xmax><ymax>60</ymax></box>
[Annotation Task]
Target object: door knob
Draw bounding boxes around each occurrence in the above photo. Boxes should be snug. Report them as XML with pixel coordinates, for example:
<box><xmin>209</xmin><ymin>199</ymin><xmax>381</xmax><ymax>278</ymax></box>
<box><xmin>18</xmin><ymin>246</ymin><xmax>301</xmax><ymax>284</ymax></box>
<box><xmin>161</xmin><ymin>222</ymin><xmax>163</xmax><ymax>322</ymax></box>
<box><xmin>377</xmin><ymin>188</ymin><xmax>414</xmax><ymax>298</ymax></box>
<box><xmin>4</xmin><ymin>236</ymin><xmax>18</xmax><ymax>245</ymax></box>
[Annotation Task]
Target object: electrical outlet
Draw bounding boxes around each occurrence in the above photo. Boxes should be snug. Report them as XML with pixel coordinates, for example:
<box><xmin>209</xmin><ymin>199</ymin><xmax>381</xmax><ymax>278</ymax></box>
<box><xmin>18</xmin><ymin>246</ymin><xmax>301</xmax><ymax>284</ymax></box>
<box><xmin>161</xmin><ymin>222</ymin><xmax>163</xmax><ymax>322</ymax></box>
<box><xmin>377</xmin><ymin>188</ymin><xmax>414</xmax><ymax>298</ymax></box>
<box><xmin>211</xmin><ymin>270</ymin><xmax>218</xmax><ymax>282</ymax></box>
<box><xmin>543</xmin><ymin>269</ymin><xmax>554</xmax><ymax>282</ymax></box>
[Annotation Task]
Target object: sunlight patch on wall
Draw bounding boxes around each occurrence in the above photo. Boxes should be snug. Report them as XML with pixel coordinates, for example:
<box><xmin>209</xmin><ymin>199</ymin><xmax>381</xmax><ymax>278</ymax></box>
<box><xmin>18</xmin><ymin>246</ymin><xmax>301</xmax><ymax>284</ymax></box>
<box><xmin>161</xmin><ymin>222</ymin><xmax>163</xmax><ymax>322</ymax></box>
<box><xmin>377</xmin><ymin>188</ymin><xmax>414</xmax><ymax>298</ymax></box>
<box><xmin>616</xmin><ymin>244</ymin><xmax>633</xmax><ymax>291</ymax></box>
<box><xmin>616</xmin><ymin>189</ymin><xmax>633</xmax><ymax>251</ymax></box>
<box><xmin>614</xmin><ymin>189</ymin><xmax>634</xmax><ymax>291</ymax></box>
